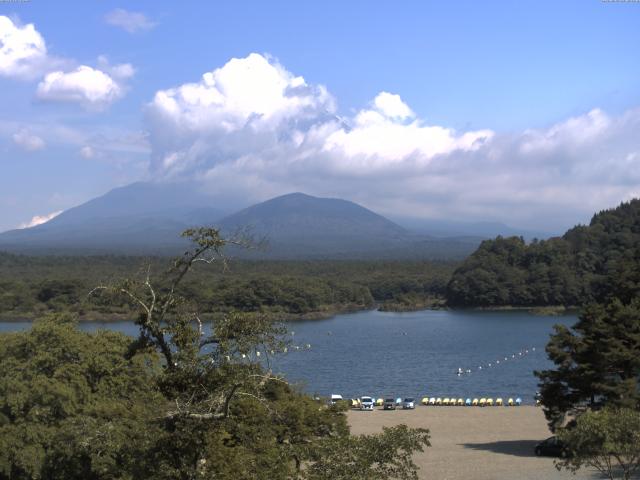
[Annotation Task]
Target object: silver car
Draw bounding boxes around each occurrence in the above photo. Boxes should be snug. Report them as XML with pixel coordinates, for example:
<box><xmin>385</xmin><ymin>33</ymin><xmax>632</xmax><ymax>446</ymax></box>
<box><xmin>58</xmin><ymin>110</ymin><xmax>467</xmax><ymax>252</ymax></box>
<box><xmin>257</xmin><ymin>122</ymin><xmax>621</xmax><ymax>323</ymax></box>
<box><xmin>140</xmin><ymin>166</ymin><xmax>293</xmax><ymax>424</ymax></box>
<box><xmin>402</xmin><ymin>397</ymin><xmax>415</xmax><ymax>409</ymax></box>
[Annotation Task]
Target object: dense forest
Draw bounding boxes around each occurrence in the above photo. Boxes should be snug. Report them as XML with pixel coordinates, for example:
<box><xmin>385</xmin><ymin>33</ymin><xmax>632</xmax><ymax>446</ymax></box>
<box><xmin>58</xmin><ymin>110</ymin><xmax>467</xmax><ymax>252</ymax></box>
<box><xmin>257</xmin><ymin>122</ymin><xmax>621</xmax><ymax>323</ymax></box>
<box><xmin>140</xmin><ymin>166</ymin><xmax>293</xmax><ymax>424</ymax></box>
<box><xmin>0</xmin><ymin>253</ymin><xmax>455</xmax><ymax>320</ymax></box>
<box><xmin>446</xmin><ymin>199</ymin><xmax>640</xmax><ymax>307</ymax></box>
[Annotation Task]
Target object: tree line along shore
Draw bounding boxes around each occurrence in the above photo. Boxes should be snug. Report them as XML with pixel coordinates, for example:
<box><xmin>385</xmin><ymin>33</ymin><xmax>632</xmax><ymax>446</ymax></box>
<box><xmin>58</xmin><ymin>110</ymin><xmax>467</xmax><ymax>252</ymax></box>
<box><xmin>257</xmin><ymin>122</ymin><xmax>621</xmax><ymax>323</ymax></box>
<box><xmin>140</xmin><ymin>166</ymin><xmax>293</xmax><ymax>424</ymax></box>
<box><xmin>0</xmin><ymin>255</ymin><xmax>454</xmax><ymax>321</ymax></box>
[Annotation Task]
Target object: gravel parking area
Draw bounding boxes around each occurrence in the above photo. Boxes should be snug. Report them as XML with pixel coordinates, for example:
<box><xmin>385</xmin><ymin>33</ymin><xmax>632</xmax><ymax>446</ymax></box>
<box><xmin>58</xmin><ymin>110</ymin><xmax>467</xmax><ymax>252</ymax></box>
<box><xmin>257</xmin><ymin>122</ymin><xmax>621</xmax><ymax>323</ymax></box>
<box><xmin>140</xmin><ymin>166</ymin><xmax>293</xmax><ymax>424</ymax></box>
<box><xmin>347</xmin><ymin>406</ymin><xmax>601</xmax><ymax>480</ymax></box>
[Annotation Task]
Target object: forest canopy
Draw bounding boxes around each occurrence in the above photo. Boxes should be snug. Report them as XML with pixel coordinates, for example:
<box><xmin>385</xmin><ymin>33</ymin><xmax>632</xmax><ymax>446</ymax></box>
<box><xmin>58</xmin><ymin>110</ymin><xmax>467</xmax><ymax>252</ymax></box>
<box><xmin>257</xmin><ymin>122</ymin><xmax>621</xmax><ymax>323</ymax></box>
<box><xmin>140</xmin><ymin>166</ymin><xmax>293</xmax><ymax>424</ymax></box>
<box><xmin>0</xmin><ymin>255</ymin><xmax>454</xmax><ymax>320</ymax></box>
<box><xmin>446</xmin><ymin>199</ymin><xmax>640</xmax><ymax>307</ymax></box>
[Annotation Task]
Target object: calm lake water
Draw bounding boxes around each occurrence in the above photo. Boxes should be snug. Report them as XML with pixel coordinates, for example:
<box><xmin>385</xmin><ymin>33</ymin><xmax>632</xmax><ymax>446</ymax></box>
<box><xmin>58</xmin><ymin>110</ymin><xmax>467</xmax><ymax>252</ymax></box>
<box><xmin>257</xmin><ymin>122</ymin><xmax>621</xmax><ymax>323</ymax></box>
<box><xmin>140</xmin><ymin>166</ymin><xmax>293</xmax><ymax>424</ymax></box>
<box><xmin>0</xmin><ymin>309</ymin><xmax>577</xmax><ymax>404</ymax></box>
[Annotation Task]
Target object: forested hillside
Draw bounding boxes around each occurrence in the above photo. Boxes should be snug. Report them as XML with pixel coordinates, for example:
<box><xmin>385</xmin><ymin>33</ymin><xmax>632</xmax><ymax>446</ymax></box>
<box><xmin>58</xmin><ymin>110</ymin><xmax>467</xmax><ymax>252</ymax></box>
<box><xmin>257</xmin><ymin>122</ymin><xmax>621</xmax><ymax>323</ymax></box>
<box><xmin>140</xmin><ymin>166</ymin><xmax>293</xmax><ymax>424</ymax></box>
<box><xmin>0</xmin><ymin>254</ymin><xmax>455</xmax><ymax>320</ymax></box>
<box><xmin>446</xmin><ymin>199</ymin><xmax>640</xmax><ymax>307</ymax></box>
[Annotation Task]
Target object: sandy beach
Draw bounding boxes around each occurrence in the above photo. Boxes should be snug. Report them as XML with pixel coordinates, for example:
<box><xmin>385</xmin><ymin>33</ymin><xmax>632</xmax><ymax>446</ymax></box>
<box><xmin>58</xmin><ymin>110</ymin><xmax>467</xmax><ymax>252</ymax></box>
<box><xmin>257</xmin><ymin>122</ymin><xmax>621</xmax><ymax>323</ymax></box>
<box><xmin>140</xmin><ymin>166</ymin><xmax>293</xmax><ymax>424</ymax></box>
<box><xmin>348</xmin><ymin>406</ymin><xmax>600</xmax><ymax>480</ymax></box>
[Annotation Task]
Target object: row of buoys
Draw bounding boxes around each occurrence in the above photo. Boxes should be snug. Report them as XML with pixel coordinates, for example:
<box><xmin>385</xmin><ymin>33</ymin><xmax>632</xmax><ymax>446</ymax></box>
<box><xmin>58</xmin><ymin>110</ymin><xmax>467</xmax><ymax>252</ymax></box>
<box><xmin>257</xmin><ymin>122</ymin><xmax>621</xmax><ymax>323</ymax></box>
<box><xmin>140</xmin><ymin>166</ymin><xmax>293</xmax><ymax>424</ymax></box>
<box><xmin>347</xmin><ymin>397</ymin><xmax>523</xmax><ymax>407</ymax></box>
<box><xmin>457</xmin><ymin>347</ymin><xmax>538</xmax><ymax>376</ymax></box>
<box><xmin>257</xmin><ymin>344</ymin><xmax>313</xmax><ymax>356</ymax></box>
<box><xmin>420</xmin><ymin>397</ymin><xmax>522</xmax><ymax>406</ymax></box>
<box><xmin>222</xmin><ymin>343</ymin><xmax>313</xmax><ymax>362</ymax></box>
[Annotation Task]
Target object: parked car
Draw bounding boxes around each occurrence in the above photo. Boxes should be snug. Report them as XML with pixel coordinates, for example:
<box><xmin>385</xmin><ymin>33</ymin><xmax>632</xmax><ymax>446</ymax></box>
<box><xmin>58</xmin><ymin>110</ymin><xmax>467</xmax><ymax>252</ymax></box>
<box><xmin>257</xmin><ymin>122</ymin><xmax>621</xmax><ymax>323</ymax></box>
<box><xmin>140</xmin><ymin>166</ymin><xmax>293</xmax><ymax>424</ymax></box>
<box><xmin>534</xmin><ymin>436</ymin><xmax>569</xmax><ymax>458</ymax></box>
<box><xmin>402</xmin><ymin>397</ymin><xmax>415</xmax><ymax>409</ymax></box>
<box><xmin>329</xmin><ymin>394</ymin><xmax>343</xmax><ymax>405</ymax></box>
<box><xmin>383</xmin><ymin>398</ymin><xmax>396</xmax><ymax>410</ymax></box>
<box><xmin>360</xmin><ymin>396</ymin><xmax>375</xmax><ymax>411</ymax></box>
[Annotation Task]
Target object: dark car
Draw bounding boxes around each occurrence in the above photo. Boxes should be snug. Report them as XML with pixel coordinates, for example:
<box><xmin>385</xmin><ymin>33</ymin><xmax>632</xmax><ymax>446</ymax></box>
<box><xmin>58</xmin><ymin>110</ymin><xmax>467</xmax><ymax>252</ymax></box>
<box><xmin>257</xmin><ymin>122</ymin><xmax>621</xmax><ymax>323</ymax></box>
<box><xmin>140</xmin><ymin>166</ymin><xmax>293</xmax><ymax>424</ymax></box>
<box><xmin>383</xmin><ymin>398</ymin><xmax>396</xmax><ymax>410</ymax></box>
<box><xmin>534</xmin><ymin>436</ymin><xmax>569</xmax><ymax>458</ymax></box>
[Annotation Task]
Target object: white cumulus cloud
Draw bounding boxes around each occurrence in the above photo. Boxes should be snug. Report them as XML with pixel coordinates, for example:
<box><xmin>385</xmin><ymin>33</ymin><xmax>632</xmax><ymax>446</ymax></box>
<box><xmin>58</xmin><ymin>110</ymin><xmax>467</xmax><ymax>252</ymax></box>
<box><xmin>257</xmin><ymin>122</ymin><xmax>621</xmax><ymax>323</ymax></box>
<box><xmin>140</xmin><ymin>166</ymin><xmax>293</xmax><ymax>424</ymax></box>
<box><xmin>143</xmin><ymin>53</ymin><xmax>640</xmax><ymax>232</ymax></box>
<box><xmin>104</xmin><ymin>9</ymin><xmax>156</xmax><ymax>33</ymax></box>
<box><xmin>373</xmin><ymin>91</ymin><xmax>414</xmax><ymax>120</ymax></box>
<box><xmin>36</xmin><ymin>64</ymin><xmax>130</xmax><ymax>110</ymax></box>
<box><xmin>18</xmin><ymin>210</ymin><xmax>62</xmax><ymax>229</ymax></box>
<box><xmin>0</xmin><ymin>15</ymin><xmax>48</xmax><ymax>79</ymax></box>
<box><xmin>147</xmin><ymin>52</ymin><xmax>335</xmax><ymax>175</ymax></box>
<box><xmin>323</xmin><ymin>96</ymin><xmax>493</xmax><ymax>166</ymax></box>
<box><xmin>12</xmin><ymin>128</ymin><xmax>45</xmax><ymax>151</ymax></box>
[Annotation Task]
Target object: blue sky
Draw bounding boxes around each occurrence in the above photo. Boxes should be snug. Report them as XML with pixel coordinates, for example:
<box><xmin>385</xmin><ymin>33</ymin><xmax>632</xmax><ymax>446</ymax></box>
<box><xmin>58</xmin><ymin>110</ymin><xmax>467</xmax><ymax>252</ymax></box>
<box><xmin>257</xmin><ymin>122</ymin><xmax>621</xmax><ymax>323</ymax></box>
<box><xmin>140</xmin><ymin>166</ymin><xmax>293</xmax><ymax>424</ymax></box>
<box><xmin>1</xmin><ymin>0</ymin><xmax>640</xmax><ymax>232</ymax></box>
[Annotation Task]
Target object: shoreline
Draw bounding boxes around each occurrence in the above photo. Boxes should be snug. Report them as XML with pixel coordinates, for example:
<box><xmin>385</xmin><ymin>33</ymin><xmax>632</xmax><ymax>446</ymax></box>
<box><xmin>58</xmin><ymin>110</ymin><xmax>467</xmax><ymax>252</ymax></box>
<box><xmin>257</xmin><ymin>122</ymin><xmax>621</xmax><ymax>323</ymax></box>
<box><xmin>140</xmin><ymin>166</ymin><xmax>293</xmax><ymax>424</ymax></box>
<box><xmin>0</xmin><ymin>303</ymin><xmax>579</xmax><ymax>323</ymax></box>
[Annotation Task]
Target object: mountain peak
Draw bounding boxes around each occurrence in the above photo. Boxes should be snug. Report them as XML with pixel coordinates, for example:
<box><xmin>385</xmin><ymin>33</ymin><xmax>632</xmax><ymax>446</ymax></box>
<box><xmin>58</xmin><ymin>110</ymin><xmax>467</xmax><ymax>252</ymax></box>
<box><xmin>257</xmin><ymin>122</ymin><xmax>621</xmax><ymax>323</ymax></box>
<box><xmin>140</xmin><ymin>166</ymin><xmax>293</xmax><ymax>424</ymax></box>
<box><xmin>0</xmin><ymin>185</ymin><xmax>481</xmax><ymax>259</ymax></box>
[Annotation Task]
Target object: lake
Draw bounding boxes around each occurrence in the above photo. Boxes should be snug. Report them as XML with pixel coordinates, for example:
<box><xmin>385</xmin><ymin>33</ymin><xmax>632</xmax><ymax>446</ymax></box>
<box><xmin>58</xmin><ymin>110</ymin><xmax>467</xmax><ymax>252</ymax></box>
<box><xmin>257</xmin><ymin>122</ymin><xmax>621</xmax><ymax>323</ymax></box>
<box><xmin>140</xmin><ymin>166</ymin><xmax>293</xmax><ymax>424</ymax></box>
<box><xmin>0</xmin><ymin>309</ymin><xmax>577</xmax><ymax>404</ymax></box>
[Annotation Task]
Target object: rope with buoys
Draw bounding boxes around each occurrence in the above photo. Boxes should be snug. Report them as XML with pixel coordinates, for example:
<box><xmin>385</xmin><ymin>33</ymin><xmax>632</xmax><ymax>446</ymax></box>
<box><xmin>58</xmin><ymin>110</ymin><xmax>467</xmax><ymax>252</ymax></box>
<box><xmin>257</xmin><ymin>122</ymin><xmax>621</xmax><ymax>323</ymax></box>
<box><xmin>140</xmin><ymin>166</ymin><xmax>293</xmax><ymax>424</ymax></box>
<box><xmin>455</xmin><ymin>347</ymin><xmax>539</xmax><ymax>377</ymax></box>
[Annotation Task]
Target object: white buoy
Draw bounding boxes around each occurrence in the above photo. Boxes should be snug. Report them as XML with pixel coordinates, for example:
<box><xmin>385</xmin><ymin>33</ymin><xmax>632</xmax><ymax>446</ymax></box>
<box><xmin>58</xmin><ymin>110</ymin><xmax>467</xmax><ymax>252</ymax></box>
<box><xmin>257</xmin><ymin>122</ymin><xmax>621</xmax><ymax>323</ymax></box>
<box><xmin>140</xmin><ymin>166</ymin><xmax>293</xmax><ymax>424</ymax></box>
<box><xmin>256</xmin><ymin>351</ymin><xmax>261</xmax><ymax>357</ymax></box>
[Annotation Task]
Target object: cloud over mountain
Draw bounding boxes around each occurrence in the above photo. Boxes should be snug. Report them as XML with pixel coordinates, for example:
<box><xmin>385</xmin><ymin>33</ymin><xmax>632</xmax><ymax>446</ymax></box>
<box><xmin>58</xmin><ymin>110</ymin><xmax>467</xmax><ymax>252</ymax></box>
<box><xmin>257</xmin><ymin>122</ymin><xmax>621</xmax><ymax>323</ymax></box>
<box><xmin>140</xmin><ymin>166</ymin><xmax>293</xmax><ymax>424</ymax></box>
<box><xmin>18</xmin><ymin>209</ymin><xmax>62</xmax><ymax>229</ymax></box>
<box><xmin>145</xmin><ymin>53</ymin><xmax>502</xmax><ymax>214</ymax></box>
<box><xmin>7</xmin><ymin>45</ymin><xmax>633</xmax><ymax>232</ymax></box>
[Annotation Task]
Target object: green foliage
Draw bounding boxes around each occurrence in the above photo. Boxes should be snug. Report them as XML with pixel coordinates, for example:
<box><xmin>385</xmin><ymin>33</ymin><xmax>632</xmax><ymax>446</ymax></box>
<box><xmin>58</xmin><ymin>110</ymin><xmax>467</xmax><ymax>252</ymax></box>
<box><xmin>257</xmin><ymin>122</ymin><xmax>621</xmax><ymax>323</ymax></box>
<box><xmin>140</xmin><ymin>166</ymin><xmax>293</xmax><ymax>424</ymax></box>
<box><xmin>304</xmin><ymin>425</ymin><xmax>430</xmax><ymax>480</ymax></box>
<box><xmin>556</xmin><ymin>407</ymin><xmax>640</xmax><ymax>480</ymax></box>
<box><xmin>0</xmin><ymin>314</ymin><xmax>163</xmax><ymax>480</ymax></box>
<box><xmin>536</xmin><ymin>298</ymin><xmax>640</xmax><ymax>430</ymax></box>
<box><xmin>0</xmin><ymin>252</ymin><xmax>456</xmax><ymax>319</ymax></box>
<box><xmin>447</xmin><ymin>199</ymin><xmax>640</xmax><ymax>307</ymax></box>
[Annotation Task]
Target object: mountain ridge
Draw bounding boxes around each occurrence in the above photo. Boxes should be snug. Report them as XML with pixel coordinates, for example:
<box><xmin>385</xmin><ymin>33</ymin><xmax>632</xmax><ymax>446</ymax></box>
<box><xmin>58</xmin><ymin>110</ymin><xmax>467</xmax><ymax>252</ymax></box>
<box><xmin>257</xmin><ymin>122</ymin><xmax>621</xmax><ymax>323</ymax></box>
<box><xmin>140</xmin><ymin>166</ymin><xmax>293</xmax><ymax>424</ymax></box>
<box><xmin>0</xmin><ymin>182</ymin><xmax>529</xmax><ymax>259</ymax></box>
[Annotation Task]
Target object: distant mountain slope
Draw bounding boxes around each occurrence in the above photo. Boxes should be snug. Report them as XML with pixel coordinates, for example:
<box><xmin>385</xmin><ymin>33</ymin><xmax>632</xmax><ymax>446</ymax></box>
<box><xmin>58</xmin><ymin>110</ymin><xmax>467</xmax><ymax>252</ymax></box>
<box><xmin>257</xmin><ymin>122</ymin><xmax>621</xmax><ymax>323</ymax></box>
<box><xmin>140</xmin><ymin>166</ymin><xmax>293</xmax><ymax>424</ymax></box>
<box><xmin>217</xmin><ymin>193</ymin><xmax>480</xmax><ymax>259</ymax></box>
<box><xmin>446</xmin><ymin>199</ymin><xmax>640</xmax><ymax>307</ymax></box>
<box><xmin>0</xmin><ymin>186</ymin><xmax>481</xmax><ymax>259</ymax></box>
<box><xmin>0</xmin><ymin>182</ymin><xmax>226</xmax><ymax>255</ymax></box>
<box><xmin>218</xmin><ymin>192</ymin><xmax>406</xmax><ymax>256</ymax></box>
<box><xmin>392</xmin><ymin>216</ymin><xmax>555</xmax><ymax>240</ymax></box>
